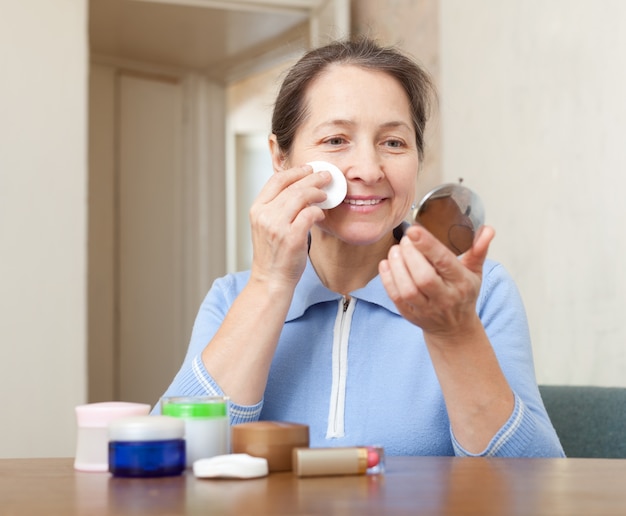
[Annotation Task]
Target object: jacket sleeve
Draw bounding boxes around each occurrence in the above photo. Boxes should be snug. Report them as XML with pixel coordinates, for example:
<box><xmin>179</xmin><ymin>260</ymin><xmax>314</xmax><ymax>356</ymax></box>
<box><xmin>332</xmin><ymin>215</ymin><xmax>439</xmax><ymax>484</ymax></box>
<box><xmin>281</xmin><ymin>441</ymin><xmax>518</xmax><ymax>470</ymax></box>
<box><xmin>450</xmin><ymin>261</ymin><xmax>565</xmax><ymax>457</ymax></box>
<box><xmin>150</xmin><ymin>274</ymin><xmax>263</xmax><ymax>424</ymax></box>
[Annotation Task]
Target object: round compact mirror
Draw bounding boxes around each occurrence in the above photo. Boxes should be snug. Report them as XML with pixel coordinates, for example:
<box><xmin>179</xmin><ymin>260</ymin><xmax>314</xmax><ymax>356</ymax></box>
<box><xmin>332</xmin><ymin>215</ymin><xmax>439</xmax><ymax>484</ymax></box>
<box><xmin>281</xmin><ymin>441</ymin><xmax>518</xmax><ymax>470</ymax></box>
<box><xmin>412</xmin><ymin>182</ymin><xmax>485</xmax><ymax>256</ymax></box>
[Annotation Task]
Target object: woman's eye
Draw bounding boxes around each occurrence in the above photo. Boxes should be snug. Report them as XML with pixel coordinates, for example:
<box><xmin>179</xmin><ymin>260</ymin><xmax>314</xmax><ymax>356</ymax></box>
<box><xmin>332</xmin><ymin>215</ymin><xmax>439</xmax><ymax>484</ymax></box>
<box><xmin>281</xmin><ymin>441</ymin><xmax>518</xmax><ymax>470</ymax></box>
<box><xmin>325</xmin><ymin>137</ymin><xmax>345</xmax><ymax>145</ymax></box>
<box><xmin>385</xmin><ymin>139</ymin><xmax>404</xmax><ymax>148</ymax></box>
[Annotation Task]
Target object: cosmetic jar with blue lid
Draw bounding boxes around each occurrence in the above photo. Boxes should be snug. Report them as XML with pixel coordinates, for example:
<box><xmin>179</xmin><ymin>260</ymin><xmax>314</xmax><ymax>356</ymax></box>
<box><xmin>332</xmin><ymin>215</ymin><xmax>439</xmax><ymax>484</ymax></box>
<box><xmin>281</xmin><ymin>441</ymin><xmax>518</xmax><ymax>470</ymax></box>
<box><xmin>108</xmin><ymin>415</ymin><xmax>185</xmax><ymax>477</ymax></box>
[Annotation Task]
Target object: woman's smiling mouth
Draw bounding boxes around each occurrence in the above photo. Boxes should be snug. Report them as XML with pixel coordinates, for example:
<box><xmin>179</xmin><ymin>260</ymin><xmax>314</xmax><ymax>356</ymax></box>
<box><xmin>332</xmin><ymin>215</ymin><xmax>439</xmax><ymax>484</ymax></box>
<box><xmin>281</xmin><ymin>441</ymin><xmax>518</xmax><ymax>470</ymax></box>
<box><xmin>343</xmin><ymin>198</ymin><xmax>383</xmax><ymax>206</ymax></box>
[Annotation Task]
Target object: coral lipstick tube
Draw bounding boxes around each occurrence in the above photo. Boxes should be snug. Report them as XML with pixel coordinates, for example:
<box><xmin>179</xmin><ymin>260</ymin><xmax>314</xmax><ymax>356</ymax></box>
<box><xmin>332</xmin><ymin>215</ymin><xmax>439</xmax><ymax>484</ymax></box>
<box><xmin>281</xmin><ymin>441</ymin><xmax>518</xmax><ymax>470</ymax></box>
<box><xmin>292</xmin><ymin>446</ymin><xmax>384</xmax><ymax>477</ymax></box>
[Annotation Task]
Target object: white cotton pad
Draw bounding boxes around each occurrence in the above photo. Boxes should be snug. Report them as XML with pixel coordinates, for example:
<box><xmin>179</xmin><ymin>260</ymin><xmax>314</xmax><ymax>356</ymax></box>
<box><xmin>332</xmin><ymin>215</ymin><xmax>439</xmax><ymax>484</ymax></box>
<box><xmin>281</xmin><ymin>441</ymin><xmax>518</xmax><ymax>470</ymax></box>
<box><xmin>193</xmin><ymin>453</ymin><xmax>269</xmax><ymax>479</ymax></box>
<box><xmin>307</xmin><ymin>161</ymin><xmax>347</xmax><ymax>209</ymax></box>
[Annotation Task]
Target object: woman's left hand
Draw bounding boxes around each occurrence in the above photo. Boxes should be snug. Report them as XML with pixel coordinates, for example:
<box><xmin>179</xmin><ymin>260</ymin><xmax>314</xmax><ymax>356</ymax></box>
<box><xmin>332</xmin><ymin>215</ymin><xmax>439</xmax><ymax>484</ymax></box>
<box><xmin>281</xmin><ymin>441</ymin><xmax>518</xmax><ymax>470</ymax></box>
<box><xmin>379</xmin><ymin>224</ymin><xmax>495</xmax><ymax>338</ymax></box>
<box><xmin>381</xmin><ymin>224</ymin><xmax>515</xmax><ymax>454</ymax></box>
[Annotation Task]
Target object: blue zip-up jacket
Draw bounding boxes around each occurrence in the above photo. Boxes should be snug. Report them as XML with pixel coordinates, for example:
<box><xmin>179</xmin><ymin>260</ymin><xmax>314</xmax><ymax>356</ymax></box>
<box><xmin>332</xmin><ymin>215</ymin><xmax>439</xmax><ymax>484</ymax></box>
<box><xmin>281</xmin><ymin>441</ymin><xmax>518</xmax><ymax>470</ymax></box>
<box><xmin>155</xmin><ymin>258</ymin><xmax>564</xmax><ymax>457</ymax></box>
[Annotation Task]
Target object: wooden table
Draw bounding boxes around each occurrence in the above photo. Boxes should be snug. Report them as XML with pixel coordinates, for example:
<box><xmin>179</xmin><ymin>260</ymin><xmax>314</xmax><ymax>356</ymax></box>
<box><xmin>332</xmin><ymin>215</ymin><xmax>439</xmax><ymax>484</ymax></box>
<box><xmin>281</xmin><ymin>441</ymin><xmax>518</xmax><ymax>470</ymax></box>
<box><xmin>1</xmin><ymin>456</ymin><xmax>625</xmax><ymax>515</ymax></box>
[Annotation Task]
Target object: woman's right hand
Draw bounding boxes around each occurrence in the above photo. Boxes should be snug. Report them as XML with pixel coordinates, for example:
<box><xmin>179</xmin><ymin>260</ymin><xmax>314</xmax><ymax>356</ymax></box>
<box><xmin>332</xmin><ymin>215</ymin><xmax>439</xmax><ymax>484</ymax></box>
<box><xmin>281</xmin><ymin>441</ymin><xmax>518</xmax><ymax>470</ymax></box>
<box><xmin>200</xmin><ymin>164</ymin><xmax>330</xmax><ymax>405</ymax></box>
<box><xmin>248</xmin><ymin>164</ymin><xmax>330</xmax><ymax>289</ymax></box>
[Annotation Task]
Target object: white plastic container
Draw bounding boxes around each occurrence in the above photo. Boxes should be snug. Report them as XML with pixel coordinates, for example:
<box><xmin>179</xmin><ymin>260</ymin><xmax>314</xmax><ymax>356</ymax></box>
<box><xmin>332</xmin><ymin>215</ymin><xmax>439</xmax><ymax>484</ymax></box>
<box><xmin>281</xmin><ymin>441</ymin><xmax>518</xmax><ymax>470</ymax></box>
<box><xmin>161</xmin><ymin>396</ymin><xmax>230</xmax><ymax>467</ymax></box>
<box><xmin>74</xmin><ymin>401</ymin><xmax>151</xmax><ymax>472</ymax></box>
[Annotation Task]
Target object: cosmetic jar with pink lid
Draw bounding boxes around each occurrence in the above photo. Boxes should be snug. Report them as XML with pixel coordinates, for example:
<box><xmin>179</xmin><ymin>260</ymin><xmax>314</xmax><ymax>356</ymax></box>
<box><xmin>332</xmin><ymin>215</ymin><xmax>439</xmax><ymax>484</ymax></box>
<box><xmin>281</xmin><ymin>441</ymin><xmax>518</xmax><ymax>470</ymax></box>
<box><xmin>74</xmin><ymin>401</ymin><xmax>151</xmax><ymax>472</ymax></box>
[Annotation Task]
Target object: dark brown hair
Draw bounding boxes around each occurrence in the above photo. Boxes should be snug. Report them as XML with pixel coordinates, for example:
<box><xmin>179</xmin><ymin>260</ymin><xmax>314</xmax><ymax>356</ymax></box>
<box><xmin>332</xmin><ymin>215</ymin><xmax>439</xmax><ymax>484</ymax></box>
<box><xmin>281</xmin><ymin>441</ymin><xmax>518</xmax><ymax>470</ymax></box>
<box><xmin>271</xmin><ymin>37</ymin><xmax>435</xmax><ymax>161</ymax></box>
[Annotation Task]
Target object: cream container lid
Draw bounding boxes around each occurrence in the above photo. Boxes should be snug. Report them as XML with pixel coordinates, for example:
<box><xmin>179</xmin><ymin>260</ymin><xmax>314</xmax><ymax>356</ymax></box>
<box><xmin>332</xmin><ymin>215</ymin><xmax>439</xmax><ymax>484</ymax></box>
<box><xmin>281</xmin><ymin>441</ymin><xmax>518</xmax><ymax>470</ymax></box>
<box><xmin>161</xmin><ymin>396</ymin><xmax>228</xmax><ymax>418</ymax></box>
<box><xmin>75</xmin><ymin>401</ymin><xmax>151</xmax><ymax>428</ymax></box>
<box><xmin>231</xmin><ymin>421</ymin><xmax>309</xmax><ymax>444</ymax></box>
<box><xmin>109</xmin><ymin>415</ymin><xmax>184</xmax><ymax>441</ymax></box>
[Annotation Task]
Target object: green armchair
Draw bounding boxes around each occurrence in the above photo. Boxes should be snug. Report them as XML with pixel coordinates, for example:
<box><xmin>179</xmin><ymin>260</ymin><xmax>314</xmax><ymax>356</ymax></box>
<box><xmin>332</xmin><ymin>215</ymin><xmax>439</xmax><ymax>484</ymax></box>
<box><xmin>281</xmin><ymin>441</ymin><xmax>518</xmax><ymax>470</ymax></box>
<box><xmin>539</xmin><ymin>385</ymin><xmax>626</xmax><ymax>458</ymax></box>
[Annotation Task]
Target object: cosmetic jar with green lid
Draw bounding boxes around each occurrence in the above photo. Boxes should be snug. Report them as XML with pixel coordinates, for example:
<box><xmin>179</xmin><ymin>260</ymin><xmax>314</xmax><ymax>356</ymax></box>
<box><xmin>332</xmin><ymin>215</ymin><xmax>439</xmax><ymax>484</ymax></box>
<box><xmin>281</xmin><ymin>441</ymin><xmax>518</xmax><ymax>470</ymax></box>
<box><xmin>161</xmin><ymin>396</ymin><xmax>230</xmax><ymax>467</ymax></box>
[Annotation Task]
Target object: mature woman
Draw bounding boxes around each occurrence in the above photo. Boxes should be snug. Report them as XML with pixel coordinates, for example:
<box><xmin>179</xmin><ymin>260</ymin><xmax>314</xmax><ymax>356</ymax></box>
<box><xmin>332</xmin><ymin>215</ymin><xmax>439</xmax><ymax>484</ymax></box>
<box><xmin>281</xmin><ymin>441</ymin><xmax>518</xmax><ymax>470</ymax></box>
<box><xmin>156</xmin><ymin>38</ymin><xmax>564</xmax><ymax>457</ymax></box>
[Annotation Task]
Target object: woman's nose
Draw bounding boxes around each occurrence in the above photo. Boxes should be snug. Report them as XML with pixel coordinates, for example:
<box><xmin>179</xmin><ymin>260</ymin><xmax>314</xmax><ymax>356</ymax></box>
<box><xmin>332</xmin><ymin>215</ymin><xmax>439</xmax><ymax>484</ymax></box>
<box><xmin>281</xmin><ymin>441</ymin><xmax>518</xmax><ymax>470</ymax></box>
<box><xmin>344</xmin><ymin>150</ymin><xmax>384</xmax><ymax>184</ymax></box>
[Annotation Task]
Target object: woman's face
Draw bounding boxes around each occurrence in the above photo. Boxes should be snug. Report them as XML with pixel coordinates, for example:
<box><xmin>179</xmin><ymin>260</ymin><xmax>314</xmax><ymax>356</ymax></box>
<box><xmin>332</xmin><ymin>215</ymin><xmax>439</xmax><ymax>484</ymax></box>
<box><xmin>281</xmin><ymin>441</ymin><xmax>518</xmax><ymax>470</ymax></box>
<box><xmin>286</xmin><ymin>64</ymin><xmax>419</xmax><ymax>246</ymax></box>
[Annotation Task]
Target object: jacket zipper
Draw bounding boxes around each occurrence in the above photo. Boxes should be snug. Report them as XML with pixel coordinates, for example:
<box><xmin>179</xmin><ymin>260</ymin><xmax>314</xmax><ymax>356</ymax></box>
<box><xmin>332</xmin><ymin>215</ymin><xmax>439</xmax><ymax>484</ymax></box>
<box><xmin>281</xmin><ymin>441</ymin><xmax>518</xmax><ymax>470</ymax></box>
<box><xmin>326</xmin><ymin>296</ymin><xmax>354</xmax><ymax>438</ymax></box>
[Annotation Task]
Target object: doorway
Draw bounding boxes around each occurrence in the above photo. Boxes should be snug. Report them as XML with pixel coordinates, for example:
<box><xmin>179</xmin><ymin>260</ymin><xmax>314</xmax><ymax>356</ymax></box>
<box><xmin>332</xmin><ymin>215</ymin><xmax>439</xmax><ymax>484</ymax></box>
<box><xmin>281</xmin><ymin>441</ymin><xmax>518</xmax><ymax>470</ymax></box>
<box><xmin>87</xmin><ymin>0</ymin><xmax>350</xmax><ymax>405</ymax></box>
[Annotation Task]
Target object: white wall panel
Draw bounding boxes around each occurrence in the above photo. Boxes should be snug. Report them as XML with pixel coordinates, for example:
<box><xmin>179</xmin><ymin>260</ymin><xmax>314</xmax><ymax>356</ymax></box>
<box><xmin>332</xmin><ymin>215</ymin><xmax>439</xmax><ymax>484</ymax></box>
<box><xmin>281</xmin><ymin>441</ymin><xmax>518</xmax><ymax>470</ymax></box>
<box><xmin>441</xmin><ymin>0</ymin><xmax>626</xmax><ymax>386</ymax></box>
<box><xmin>0</xmin><ymin>0</ymin><xmax>88</xmax><ymax>457</ymax></box>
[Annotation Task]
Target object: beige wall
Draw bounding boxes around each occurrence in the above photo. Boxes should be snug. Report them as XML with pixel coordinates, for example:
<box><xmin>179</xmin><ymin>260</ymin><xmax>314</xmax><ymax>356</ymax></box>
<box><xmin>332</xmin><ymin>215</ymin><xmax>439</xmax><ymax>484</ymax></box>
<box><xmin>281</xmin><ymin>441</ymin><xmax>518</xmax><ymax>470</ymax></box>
<box><xmin>355</xmin><ymin>0</ymin><xmax>625</xmax><ymax>387</ymax></box>
<box><xmin>0</xmin><ymin>1</ymin><xmax>88</xmax><ymax>457</ymax></box>
<box><xmin>438</xmin><ymin>0</ymin><xmax>626</xmax><ymax>387</ymax></box>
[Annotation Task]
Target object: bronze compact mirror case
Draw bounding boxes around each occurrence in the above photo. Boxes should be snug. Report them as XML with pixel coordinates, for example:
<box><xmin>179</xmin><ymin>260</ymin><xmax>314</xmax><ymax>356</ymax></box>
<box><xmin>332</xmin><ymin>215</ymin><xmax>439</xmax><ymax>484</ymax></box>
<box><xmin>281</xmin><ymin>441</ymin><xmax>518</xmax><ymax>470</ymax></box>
<box><xmin>412</xmin><ymin>182</ymin><xmax>485</xmax><ymax>256</ymax></box>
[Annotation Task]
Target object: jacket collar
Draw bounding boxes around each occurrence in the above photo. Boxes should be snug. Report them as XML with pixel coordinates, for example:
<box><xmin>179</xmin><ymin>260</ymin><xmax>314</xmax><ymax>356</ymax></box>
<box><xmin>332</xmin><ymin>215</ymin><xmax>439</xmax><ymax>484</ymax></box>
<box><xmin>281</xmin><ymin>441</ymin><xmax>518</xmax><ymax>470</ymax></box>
<box><xmin>285</xmin><ymin>224</ymin><xmax>408</xmax><ymax>321</ymax></box>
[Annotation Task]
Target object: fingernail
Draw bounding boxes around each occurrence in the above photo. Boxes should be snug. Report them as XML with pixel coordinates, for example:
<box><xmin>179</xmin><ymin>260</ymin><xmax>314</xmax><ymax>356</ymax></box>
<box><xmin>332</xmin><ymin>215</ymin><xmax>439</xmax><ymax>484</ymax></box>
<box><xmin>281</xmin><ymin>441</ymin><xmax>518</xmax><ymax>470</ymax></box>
<box><xmin>407</xmin><ymin>227</ymin><xmax>421</xmax><ymax>242</ymax></box>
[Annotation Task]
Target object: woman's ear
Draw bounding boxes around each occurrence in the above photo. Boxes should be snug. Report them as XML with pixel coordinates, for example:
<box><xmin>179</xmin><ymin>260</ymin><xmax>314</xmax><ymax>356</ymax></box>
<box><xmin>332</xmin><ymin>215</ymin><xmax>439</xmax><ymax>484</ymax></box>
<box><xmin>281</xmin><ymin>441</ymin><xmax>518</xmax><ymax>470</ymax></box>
<box><xmin>269</xmin><ymin>134</ymin><xmax>286</xmax><ymax>172</ymax></box>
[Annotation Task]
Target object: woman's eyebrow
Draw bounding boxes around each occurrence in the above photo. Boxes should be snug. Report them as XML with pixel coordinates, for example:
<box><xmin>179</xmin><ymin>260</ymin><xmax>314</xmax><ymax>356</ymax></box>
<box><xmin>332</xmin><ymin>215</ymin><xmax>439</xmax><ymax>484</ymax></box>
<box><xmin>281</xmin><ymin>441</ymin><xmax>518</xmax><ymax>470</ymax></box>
<box><xmin>379</xmin><ymin>121</ymin><xmax>413</xmax><ymax>131</ymax></box>
<box><xmin>313</xmin><ymin>119</ymin><xmax>412</xmax><ymax>132</ymax></box>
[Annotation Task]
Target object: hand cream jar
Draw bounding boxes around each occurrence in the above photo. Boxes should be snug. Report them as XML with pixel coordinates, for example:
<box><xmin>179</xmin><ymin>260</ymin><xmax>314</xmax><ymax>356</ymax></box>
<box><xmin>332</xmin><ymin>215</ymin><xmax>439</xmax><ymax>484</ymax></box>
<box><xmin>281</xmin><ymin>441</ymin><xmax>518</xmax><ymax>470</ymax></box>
<box><xmin>74</xmin><ymin>401</ymin><xmax>151</xmax><ymax>472</ymax></box>
<box><xmin>108</xmin><ymin>415</ymin><xmax>186</xmax><ymax>477</ymax></box>
<box><xmin>161</xmin><ymin>396</ymin><xmax>230</xmax><ymax>467</ymax></box>
<box><xmin>231</xmin><ymin>421</ymin><xmax>309</xmax><ymax>472</ymax></box>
